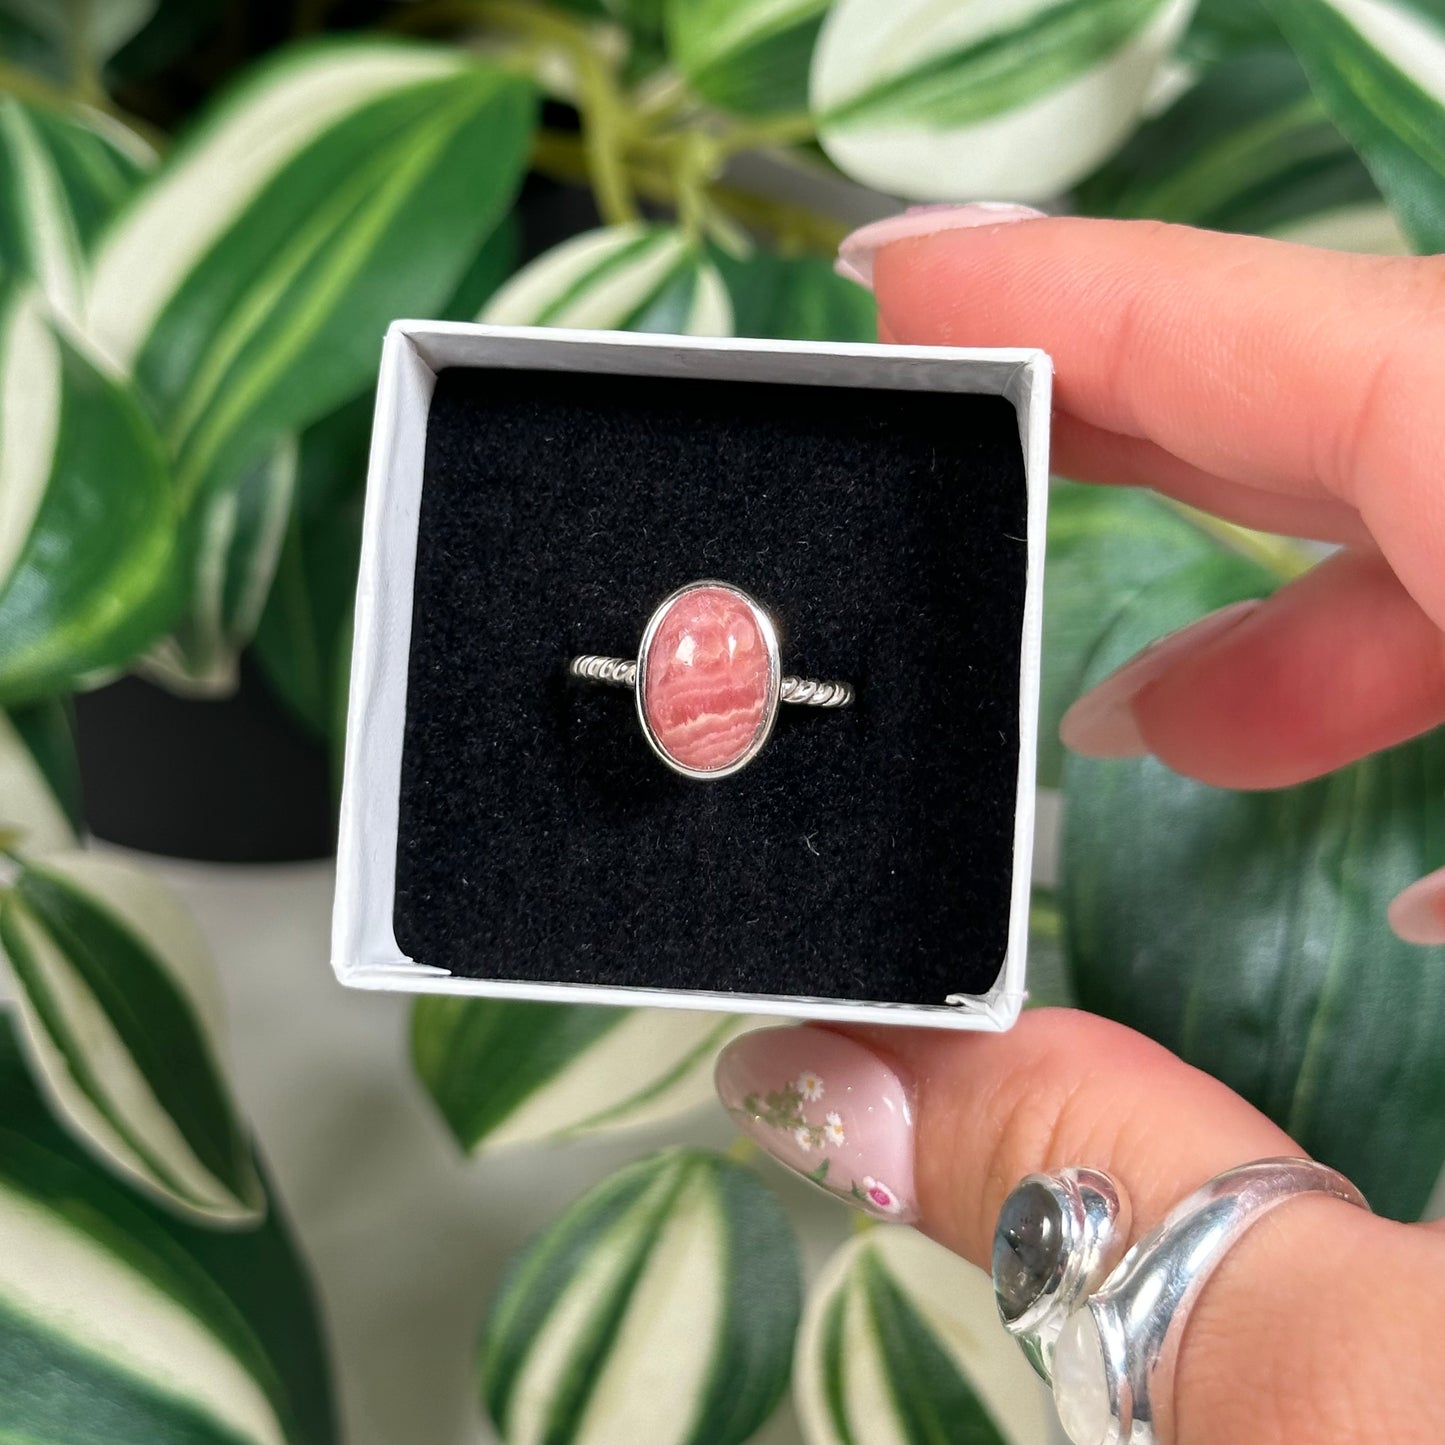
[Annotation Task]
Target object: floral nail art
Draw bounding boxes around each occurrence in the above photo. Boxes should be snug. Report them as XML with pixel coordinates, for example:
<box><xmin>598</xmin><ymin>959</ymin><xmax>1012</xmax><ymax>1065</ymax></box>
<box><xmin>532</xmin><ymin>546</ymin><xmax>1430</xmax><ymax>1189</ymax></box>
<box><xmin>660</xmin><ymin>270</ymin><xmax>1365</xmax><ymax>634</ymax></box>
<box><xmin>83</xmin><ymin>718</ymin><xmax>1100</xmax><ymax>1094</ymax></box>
<box><xmin>732</xmin><ymin>1070</ymin><xmax>904</xmax><ymax>1220</ymax></box>
<box><xmin>715</xmin><ymin>1027</ymin><xmax>918</xmax><ymax>1224</ymax></box>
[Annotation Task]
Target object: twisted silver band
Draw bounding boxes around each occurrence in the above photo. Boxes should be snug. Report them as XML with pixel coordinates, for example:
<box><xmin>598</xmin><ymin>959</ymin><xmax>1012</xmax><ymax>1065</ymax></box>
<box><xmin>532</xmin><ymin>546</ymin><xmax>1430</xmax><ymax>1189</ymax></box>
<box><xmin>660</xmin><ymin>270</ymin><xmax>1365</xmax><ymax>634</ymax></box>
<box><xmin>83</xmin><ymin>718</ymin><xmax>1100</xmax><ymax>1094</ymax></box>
<box><xmin>570</xmin><ymin>654</ymin><xmax>854</xmax><ymax>708</ymax></box>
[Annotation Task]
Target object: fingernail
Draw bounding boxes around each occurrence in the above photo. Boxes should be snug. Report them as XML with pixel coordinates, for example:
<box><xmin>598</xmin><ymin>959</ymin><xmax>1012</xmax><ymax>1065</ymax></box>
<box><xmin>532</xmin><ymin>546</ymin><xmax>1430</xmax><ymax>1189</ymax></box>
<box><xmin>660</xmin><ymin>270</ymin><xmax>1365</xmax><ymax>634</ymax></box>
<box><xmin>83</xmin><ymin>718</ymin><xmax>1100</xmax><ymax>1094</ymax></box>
<box><xmin>1389</xmin><ymin>869</ymin><xmax>1445</xmax><ymax>945</ymax></box>
<box><xmin>1059</xmin><ymin>600</ymin><xmax>1262</xmax><ymax>758</ymax></box>
<box><xmin>836</xmin><ymin>202</ymin><xmax>1048</xmax><ymax>289</ymax></box>
<box><xmin>716</xmin><ymin>1026</ymin><xmax>917</xmax><ymax>1222</ymax></box>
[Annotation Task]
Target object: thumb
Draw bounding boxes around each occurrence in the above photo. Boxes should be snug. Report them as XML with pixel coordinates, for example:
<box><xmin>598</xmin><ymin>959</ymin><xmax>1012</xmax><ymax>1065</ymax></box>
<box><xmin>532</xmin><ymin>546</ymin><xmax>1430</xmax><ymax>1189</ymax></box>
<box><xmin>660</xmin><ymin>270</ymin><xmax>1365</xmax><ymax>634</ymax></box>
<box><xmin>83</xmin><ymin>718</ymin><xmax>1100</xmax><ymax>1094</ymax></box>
<box><xmin>716</xmin><ymin>1013</ymin><xmax>1445</xmax><ymax>1445</ymax></box>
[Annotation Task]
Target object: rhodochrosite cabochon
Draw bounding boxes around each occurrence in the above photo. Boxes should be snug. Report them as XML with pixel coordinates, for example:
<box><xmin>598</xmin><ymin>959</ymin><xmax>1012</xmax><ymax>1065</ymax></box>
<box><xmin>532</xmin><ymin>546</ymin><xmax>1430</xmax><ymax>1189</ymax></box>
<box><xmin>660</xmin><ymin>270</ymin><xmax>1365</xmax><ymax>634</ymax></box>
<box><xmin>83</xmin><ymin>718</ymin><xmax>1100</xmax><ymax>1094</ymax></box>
<box><xmin>638</xmin><ymin>582</ymin><xmax>779</xmax><ymax>777</ymax></box>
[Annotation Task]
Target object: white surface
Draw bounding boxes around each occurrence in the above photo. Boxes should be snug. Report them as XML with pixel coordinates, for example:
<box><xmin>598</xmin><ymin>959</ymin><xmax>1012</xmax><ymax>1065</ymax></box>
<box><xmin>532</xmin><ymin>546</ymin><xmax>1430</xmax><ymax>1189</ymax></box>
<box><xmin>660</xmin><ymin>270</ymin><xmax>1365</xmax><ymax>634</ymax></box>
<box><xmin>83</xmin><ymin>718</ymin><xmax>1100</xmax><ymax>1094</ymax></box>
<box><xmin>145</xmin><ymin>851</ymin><xmax>855</xmax><ymax>1445</ymax></box>
<box><xmin>335</xmin><ymin>323</ymin><xmax>1052</xmax><ymax>1030</ymax></box>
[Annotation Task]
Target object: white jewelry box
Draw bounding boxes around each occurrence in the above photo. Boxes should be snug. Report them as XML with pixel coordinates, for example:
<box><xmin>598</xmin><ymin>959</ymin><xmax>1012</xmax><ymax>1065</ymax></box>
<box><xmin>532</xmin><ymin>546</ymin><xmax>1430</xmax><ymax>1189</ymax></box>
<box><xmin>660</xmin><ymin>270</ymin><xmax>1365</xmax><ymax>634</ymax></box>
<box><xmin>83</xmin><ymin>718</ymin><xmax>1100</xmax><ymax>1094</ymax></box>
<box><xmin>332</xmin><ymin>322</ymin><xmax>1051</xmax><ymax>1031</ymax></box>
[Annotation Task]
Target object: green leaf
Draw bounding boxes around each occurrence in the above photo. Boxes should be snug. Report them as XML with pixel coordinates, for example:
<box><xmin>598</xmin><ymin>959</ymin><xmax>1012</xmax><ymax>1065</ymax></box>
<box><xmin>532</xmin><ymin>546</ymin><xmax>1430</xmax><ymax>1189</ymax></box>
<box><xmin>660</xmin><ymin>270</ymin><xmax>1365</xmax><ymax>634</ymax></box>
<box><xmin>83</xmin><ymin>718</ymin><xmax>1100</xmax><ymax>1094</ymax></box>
<box><xmin>0</xmin><ymin>98</ymin><xmax>149</xmax><ymax>322</ymax></box>
<box><xmin>87</xmin><ymin>40</ymin><xmax>535</xmax><ymax>508</ymax></box>
<box><xmin>666</xmin><ymin>0</ymin><xmax>829</xmax><ymax>114</ymax></box>
<box><xmin>1039</xmin><ymin>483</ymin><xmax>1227</xmax><ymax>788</ymax></box>
<box><xmin>252</xmin><ymin>207</ymin><xmax>516</xmax><ymax>740</ymax></box>
<box><xmin>482</xmin><ymin>222</ymin><xmax>734</xmax><ymax>334</ymax></box>
<box><xmin>1270</xmin><ymin>0</ymin><xmax>1445</xmax><ymax>252</ymax></box>
<box><xmin>481</xmin><ymin>1149</ymin><xmax>800</xmax><ymax>1445</ymax></box>
<box><xmin>795</xmin><ymin>1228</ymin><xmax>1053</xmax><ymax>1445</ymax></box>
<box><xmin>0</xmin><ymin>290</ymin><xmax>178</xmax><ymax>705</ymax></box>
<box><xmin>0</xmin><ymin>698</ymin><xmax>80</xmax><ymax>851</ymax></box>
<box><xmin>713</xmin><ymin>247</ymin><xmax>876</xmax><ymax>341</ymax></box>
<box><xmin>1076</xmin><ymin>50</ymin><xmax>1405</xmax><ymax>246</ymax></box>
<box><xmin>0</xmin><ymin>1013</ymin><xmax>337</xmax><ymax>1445</ymax></box>
<box><xmin>143</xmin><ymin>437</ymin><xmax>298</xmax><ymax>696</ymax></box>
<box><xmin>1057</xmin><ymin>507</ymin><xmax>1445</xmax><ymax>1219</ymax></box>
<box><xmin>251</xmin><ymin>414</ymin><xmax>368</xmax><ymax>740</ymax></box>
<box><xmin>809</xmin><ymin>0</ymin><xmax>1198</xmax><ymax>201</ymax></box>
<box><xmin>413</xmin><ymin>998</ymin><xmax>751</xmax><ymax>1153</ymax></box>
<box><xmin>0</xmin><ymin>852</ymin><xmax>264</xmax><ymax>1224</ymax></box>
<box><xmin>1181</xmin><ymin>0</ymin><xmax>1283</xmax><ymax>61</ymax></box>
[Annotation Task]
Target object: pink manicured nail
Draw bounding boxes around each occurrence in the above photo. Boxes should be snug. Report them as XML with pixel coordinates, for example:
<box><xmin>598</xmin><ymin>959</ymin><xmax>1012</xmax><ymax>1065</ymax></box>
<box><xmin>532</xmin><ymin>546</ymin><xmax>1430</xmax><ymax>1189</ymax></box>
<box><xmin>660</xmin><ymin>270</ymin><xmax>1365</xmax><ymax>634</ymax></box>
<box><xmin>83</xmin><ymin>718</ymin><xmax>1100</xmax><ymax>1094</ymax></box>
<box><xmin>715</xmin><ymin>1026</ymin><xmax>917</xmax><ymax>1222</ymax></box>
<box><xmin>1059</xmin><ymin>600</ymin><xmax>1262</xmax><ymax>759</ymax></box>
<box><xmin>835</xmin><ymin>202</ymin><xmax>1048</xmax><ymax>288</ymax></box>
<box><xmin>1389</xmin><ymin>869</ymin><xmax>1445</xmax><ymax>945</ymax></box>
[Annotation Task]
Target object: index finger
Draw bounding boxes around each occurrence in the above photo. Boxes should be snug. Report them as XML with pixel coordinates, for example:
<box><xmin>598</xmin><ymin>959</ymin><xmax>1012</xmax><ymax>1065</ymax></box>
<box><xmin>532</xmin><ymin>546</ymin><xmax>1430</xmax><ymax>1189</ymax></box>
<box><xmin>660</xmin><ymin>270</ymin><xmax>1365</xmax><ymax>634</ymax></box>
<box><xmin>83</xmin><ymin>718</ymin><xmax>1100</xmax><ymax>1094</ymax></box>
<box><xmin>854</xmin><ymin>215</ymin><xmax>1445</xmax><ymax>628</ymax></box>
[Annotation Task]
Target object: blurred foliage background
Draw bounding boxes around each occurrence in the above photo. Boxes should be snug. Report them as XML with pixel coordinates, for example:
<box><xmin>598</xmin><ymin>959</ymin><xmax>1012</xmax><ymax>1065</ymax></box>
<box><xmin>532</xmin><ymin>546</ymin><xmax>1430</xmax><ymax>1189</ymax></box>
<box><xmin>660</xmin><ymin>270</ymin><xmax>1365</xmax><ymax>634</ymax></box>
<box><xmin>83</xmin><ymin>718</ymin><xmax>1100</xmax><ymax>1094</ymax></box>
<box><xmin>0</xmin><ymin>0</ymin><xmax>1442</xmax><ymax>1442</ymax></box>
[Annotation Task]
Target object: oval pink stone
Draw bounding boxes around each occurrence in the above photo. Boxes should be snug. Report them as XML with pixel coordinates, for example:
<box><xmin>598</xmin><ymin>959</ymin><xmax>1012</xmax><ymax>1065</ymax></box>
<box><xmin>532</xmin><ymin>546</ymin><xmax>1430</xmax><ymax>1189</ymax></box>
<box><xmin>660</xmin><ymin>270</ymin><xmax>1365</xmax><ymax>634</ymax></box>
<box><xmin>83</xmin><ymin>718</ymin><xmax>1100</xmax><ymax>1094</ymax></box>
<box><xmin>642</xmin><ymin>586</ymin><xmax>772</xmax><ymax>773</ymax></box>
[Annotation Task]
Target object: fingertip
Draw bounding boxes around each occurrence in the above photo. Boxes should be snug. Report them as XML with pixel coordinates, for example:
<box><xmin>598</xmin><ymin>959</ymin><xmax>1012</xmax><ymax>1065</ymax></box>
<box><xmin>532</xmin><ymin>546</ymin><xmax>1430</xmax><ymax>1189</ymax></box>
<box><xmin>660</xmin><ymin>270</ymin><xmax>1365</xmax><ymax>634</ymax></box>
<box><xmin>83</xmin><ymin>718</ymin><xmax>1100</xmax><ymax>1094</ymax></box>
<box><xmin>1389</xmin><ymin>868</ymin><xmax>1445</xmax><ymax>945</ymax></box>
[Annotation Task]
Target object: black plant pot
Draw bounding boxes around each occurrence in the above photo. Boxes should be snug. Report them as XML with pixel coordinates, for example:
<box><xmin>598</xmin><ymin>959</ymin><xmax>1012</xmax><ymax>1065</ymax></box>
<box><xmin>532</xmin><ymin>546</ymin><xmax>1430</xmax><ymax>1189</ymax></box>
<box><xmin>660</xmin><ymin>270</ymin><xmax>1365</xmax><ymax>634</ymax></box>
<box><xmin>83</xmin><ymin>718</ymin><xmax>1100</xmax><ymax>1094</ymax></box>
<box><xmin>74</xmin><ymin>660</ymin><xmax>335</xmax><ymax>863</ymax></box>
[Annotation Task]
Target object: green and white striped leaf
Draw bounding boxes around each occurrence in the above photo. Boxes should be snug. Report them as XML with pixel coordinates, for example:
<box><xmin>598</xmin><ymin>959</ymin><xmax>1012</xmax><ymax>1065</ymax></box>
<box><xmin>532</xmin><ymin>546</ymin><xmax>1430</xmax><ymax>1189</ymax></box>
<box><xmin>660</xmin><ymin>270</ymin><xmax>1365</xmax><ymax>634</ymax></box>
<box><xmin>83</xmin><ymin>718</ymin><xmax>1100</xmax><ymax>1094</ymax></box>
<box><xmin>665</xmin><ymin>0</ymin><xmax>829</xmax><ymax>114</ymax></box>
<box><xmin>0</xmin><ymin>1014</ymin><xmax>337</xmax><ymax>1445</ymax></box>
<box><xmin>1076</xmin><ymin>51</ymin><xmax>1407</xmax><ymax>248</ymax></box>
<box><xmin>0</xmin><ymin>98</ymin><xmax>149</xmax><ymax>324</ymax></box>
<box><xmin>86</xmin><ymin>39</ymin><xmax>535</xmax><ymax>509</ymax></box>
<box><xmin>714</xmin><ymin>247</ymin><xmax>877</xmax><ymax>341</ymax></box>
<box><xmin>413</xmin><ymin>998</ymin><xmax>753</xmax><ymax>1153</ymax></box>
<box><xmin>0</xmin><ymin>852</ymin><xmax>263</xmax><ymax>1224</ymax></box>
<box><xmin>1271</xmin><ymin>0</ymin><xmax>1445</xmax><ymax>252</ymax></box>
<box><xmin>809</xmin><ymin>0</ymin><xmax>1199</xmax><ymax>201</ymax></box>
<box><xmin>480</xmin><ymin>1149</ymin><xmax>800</xmax><ymax>1445</ymax></box>
<box><xmin>0</xmin><ymin>700</ymin><xmax>81</xmax><ymax>853</ymax></box>
<box><xmin>796</xmin><ymin>1229</ymin><xmax>1054</xmax><ymax>1445</ymax></box>
<box><xmin>143</xmin><ymin>436</ymin><xmax>298</xmax><ymax>695</ymax></box>
<box><xmin>0</xmin><ymin>288</ymin><xmax>178</xmax><ymax>706</ymax></box>
<box><xmin>482</xmin><ymin>223</ymin><xmax>733</xmax><ymax>335</ymax></box>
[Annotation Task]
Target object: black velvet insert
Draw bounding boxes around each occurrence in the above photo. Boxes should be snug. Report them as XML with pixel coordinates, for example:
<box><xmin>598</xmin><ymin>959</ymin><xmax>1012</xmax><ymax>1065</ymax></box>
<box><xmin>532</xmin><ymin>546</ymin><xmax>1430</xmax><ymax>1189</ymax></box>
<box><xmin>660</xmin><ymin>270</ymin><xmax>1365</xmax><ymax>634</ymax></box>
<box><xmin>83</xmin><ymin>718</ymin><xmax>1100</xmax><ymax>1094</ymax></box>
<box><xmin>394</xmin><ymin>366</ymin><xmax>1028</xmax><ymax>1004</ymax></box>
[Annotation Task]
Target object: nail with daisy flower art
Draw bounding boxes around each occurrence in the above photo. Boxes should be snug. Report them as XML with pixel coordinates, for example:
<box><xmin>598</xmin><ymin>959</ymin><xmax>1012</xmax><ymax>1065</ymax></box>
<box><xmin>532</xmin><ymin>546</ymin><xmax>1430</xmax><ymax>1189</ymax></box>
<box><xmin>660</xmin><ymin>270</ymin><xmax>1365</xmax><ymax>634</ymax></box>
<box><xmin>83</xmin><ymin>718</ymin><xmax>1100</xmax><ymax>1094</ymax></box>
<box><xmin>714</xmin><ymin>1026</ymin><xmax>917</xmax><ymax>1222</ymax></box>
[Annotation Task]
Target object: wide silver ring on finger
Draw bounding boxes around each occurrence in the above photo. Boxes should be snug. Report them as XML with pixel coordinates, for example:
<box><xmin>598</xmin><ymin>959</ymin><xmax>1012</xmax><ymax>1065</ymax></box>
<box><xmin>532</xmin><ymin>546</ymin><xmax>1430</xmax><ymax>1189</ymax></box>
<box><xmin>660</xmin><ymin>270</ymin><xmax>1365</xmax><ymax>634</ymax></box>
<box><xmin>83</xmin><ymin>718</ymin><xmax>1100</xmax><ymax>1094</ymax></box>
<box><xmin>569</xmin><ymin>579</ymin><xmax>852</xmax><ymax>780</ymax></box>
<box><xmin>991</xmin><ymin>1157</ymin><xmax>1369</xmax><ymax>1445</ymax></box>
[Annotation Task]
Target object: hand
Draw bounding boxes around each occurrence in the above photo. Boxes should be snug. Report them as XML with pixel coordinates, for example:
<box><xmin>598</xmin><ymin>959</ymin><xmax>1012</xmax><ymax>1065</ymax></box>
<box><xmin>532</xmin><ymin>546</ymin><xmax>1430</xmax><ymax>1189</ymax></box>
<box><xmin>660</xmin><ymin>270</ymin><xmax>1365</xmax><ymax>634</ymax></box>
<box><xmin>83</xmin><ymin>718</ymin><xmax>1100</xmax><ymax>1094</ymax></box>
<box><xmin>715</xmin><ymin>211</ymin><xmax>1445</xmax><ymax>1445</ymax></box>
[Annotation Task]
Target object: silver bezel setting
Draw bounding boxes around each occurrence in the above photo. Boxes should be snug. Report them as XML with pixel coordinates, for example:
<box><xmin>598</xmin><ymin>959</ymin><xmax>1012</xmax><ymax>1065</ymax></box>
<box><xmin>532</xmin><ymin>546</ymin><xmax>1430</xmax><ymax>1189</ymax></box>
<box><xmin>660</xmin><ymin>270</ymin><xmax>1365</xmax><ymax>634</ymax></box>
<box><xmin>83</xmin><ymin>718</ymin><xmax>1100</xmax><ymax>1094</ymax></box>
<box><xmin>995</xmin><ymin>1167</ymin><xmax>1131</xmax><ymax>1380</ymax></box>
<box><xmin>634</xmin><ymin>579</ymin><xmax>782</xmax><ymax>781</ymax></box>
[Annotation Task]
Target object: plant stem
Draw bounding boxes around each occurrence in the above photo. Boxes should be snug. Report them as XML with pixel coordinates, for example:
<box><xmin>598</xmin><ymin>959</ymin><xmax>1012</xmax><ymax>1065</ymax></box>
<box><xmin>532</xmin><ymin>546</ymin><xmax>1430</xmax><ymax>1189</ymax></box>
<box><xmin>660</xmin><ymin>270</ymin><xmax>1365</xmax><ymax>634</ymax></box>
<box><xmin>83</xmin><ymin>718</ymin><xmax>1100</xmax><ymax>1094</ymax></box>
<box><xmin>530</xmin><ymin>129</ymin><xmax>851</xmax><ymax>252</ymax></box>
<box><xmin>65</xmin><ymin>0</ymin><xmax>105</xmax><ymax>107</ymax></box>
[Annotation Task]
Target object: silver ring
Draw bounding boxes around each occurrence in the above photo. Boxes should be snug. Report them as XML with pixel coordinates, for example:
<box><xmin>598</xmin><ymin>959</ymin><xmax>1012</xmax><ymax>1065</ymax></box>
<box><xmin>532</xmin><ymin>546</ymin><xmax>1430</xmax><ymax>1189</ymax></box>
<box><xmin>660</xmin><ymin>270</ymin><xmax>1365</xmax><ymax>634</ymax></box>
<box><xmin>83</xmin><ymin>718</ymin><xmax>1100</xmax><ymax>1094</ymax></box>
<box><xmin>992</xmin><ymin>1157</ymin><xmax>1369</xmax><ymax>1445</ymax></box>
<box><xmin>570</xmin><ymin>579</ymin><xmax>852</xmax><ymax>780</ymax></box>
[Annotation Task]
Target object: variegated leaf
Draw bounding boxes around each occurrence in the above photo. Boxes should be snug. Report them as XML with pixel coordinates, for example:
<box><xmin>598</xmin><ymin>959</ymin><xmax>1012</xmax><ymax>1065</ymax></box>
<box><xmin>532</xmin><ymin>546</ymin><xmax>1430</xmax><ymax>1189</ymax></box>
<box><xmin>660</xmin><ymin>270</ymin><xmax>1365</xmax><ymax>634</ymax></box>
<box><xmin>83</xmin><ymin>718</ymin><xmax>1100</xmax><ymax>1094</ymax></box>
<box><xmin>0</xmin><ymin>700</ymin><xmax>80</xmax><ymax>853</ymax></box>
<box><xmin>810</xmin><ymin>0</ymin><xmax>1198</xmax><ymax>201</ymax></box>
<box><xmin>0</xmin><ymin>288</ymin><xmax>178</xmax><ymax>706</ymax></box>
<box><xmin>0</xmin><ymin>852</ymin><xmax>263</xmax><ymax>1224</ymax></box>
<box><xmin>87</xmin><ymin>40</ymin><xmax>536</xmax><ymax>508</ymax></box>
<box><xmin>143</xmin><ymin>437</ymin><xmax>298</xmax><ymax>696</ymax></box>
<box><xmin>81</xmin><ymin>40</ymin><xmax>533</xmax><ymax>689</ymax></box>
<box><xmin>665</xmin><ymin>0</ymin><xmax>829</xmax><ymax>114</ymax></box>
<box><xmin>413</xmin><ymin>998</ymin><xmax>753</xmax><ymax>1152</ymax></box>
<box><xmin>481</xmin><ymin>223</ymin><xmax>733</xmax><ymax>334</ymax></box>
<box><xmin>1077</xmin><ymin>51</ymin><xmax>1407</xmax><ymax>249</ymax></box>
<box><xmin>0</xmin><ymin>98</ymin><xmax>149</xmax><ymax>324</ymax></box>
<box><xmin>480</xmin><ymin>1149</ymin><xmax>800</xmax><ymax>1445</ymax></box>
<box><xmin>1272</xmin><ymin>0</ymin><xmax>1445</xmax><ymax>252</ymax></box>
<box><xmin>796</xmin><ymin>1228</ymin><xmax>1055</xmax><ymax>1445</ymax></box>
<box><xmin>0</xmin><ymin>1014</ymin><xmax>337</xmax><ymax>1445</ymax></box>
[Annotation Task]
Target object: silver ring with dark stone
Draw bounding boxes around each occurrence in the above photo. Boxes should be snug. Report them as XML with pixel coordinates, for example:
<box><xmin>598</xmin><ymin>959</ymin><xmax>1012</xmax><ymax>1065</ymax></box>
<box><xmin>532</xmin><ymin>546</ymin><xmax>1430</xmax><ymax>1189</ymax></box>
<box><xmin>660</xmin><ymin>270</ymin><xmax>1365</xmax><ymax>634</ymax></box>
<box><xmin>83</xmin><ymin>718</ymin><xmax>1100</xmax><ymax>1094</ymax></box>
<box><xmin>991</xmin><ymin>1157</ymin><xmax>1368</xmax><ymax>1445</ymax></box>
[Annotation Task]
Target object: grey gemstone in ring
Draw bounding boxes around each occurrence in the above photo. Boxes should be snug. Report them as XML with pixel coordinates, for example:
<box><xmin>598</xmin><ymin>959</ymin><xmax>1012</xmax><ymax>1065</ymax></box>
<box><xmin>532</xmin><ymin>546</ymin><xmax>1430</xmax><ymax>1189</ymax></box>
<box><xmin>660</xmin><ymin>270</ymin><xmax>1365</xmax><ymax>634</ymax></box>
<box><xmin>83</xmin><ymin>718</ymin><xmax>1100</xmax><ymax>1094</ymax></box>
<box><xmin>993</xmin><ymin>1179</ymin><xmax>1066</xmax><ymax>1323</ymax></box>
<box><xmin>991</xmin><ymin>1168</ymin><xmax>1131</xmax><ymax>1381</ymax></box>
